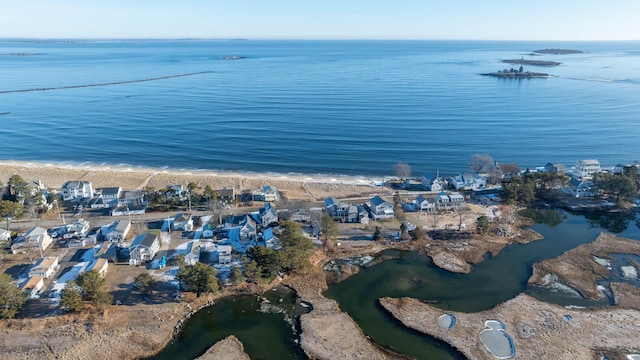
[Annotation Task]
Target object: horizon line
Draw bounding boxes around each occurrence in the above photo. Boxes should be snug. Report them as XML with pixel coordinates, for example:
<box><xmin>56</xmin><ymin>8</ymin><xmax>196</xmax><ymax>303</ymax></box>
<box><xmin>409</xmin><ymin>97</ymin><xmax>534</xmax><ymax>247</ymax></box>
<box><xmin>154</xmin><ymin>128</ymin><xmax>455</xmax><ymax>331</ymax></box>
<box><xmin>1</xmin><ymin>37</ymin><xmax>639</xmax><ymax>42</ymax></box>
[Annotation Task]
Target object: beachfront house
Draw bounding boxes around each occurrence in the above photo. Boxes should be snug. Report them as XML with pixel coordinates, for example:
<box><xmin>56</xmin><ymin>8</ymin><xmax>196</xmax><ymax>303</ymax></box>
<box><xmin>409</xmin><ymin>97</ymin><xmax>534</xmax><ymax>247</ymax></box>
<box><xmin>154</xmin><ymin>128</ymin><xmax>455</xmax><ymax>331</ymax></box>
<box><xmin>110</xmin><ymin>189</ymin><xmax>147</xmax><ymax>216</ymax></box>
<box><xmin>11</xmin><ymin>227</ymin><xmax>53</xmax><ymax>253</ymax></box>
<box><xmin>324</xmin><ymin>197</ymin><xmax>350</xmax><ymax>221</ymax></box>
<box><xmin>28</xmin><ymin>256</ymin><xmax>59</xmax><ymax>279</ymax></box>
<box><xmin>253</xmin><ymin>186</ymin><xmax>278</xmax><ymax>202</ymax></box>
<box><xmin>421</xmin><ymin>172</ymin><xmax>445</xmax><ymax>192</ymax></box>
<box><xmin>167</xmin><ymin>184</ymin><xmax>187</xmax><ymax>200</ymax></box>
<box><xmin>129</xmin><ymin>233</ymin><xmax>160</xmax><ymax>265</ymax></box>
<box><xmin>414</xmin><ymin>195</ymin><xmax>437</xmax><ymax>213</ymax></box>
<box><xmin>496</xmin><ymin>162</ymin><xmax>521</xmax><ymax>179</ymax></box>
<box><xmin>435</xmin><ymin>192</ymin><xmax>466</xmax><ymax>211</ymax></box>
<box><xmin>544</xmin><ymin>163</ymin><xmax>567</xmax><ymax>175</ymax></box>
<box><xmin>91</xmin><ymin>187</ymin><xmax>122</xmax><ymax>208</ymax></box>
<box><xmin>575</xmin><ymin>159</ymin><xmax>601</xmax><ymax>181</ymax></box>
<box><xmin>100</xmin><ymin>220</ymin><xmax>131</xmax><ymax>243</ymax></box>
<box><xmin>21</xmin><ymin>276</ymin><xmax>44</xmax><ymax>299</ymax></box>
<box><xmin>214</xmin><ymin>188</ymin><xmax>235</xmax><ymax>205</ymax></box>
<box><xmin>61</xmin><ymin>181</ymin><xmax>93</xmax><ymax>201</ymax></box>
<box><xmin>450</xmin><ymin>173</ymin><xmax>487</xmax><ymax>191</ymax></box>
<box><xmin>369</xmin><ymin>196</ymin><xmax>395</xmax><ymax>220</ymax></box>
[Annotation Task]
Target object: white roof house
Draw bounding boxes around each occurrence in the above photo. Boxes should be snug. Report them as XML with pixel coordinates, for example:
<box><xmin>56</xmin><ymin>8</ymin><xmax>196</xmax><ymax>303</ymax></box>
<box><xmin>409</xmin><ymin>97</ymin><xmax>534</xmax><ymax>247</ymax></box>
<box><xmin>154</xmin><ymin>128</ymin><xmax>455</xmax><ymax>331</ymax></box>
<box><xmin>29</xmin><ymin>256</ymin><xmax>59</xmax><ymax>279</ymax></box>
<box><xmin>61</xmin><ymin>181</ymin><xmax>93</xmax><ymax>201</ymax></box>
<box><xmin>575</xmin><ymin>159</ymin><xmax>601</xmax><ymax>181</ymax></box>
<box><xmin>11</xmin><ymin>227</ymin><xmax>53</xmax><ymax>253</ymax></box>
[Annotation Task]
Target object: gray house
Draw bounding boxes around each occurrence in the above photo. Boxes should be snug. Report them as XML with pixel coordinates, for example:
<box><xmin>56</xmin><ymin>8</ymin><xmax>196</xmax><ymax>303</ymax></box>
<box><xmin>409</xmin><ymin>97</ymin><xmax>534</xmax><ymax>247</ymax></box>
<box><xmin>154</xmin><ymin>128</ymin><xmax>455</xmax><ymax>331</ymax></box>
<box><xmin>369</xmin><ymin>196</ymin><xmax>394</xmax><ymax>220</ymax></box>
<box><xmin>129</xmin><ymin>233</ymin><xmax>160</xmax><ymax>265</ymax></box>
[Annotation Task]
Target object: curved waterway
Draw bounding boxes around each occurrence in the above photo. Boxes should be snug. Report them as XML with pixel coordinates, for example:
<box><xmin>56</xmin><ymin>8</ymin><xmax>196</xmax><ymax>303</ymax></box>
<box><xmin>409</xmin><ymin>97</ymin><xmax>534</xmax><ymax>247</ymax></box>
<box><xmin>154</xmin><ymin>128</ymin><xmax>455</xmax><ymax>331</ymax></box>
<box><xmin>323</xmin><ymin>210</ymin><xmax>640</xmax><ymax>360</ymax></box>
<box><xmin>151</xmin><ymin>210</ymin><xmax>640</xmax><ymax>359</ymax></box>
<box><xmin>149</xmin><ymin>286</ymin><xmax>308</xmax><ymax>360</ymax></box>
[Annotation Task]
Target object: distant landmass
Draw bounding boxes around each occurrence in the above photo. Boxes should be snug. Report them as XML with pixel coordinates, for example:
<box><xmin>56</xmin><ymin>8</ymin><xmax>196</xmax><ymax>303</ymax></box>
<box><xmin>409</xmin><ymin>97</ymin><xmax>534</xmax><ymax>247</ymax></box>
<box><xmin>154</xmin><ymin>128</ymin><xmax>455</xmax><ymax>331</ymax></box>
<box><xmin>534</xmin><ymin>48</ymin><xmax>583</xmax><ymax>55</ymax></box>
<box><xmin>502</xmin><ymin>58</ymin><xmax>560</xmax><ymax>67</ymax></box>
<box><xmin>481</xmin><ymin>67</ymin><xmax>553</xmax><ymax>79</ymax></box>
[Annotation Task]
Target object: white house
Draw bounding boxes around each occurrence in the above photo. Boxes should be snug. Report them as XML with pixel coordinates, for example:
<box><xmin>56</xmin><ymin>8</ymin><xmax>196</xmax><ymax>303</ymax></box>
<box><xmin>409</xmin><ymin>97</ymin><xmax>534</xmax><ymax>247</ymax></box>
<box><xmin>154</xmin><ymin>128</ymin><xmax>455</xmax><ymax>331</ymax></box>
<box><xmin>575</xmin><ymin>159</ymin><xmax>601</xmax><ymax>181</ymax></box>
<box><xmin>414</xmin><ymin>195</ymin><xmax>437</xmax><ymax>213</ymax></box>
<box><xmin>369</xmin><ymin>196</ymin><xmax>395</xmax><ymax>220</ymax></box>
<box><xmin>567</xmin><ymin>178</ymin><xmax>594</xmax><ymax>197</ymax></box>
<box><xmin>28</xmin><ymin>256</ymin><xmax>59</xmax><ymax>279</ymax></box>
<box><xmin>91</xmin><ymin>187</ymin><xmax>122</xmax><ymax>208</ymax></box>
<box><xmin>450</xmin><ymin>173</ymin><xmax>487</xmax><ymax>191</ymax></box>
<box><xmin>435</xmin><ymin>192</ymin><xmax>466</xmax><ymax>211</ymax></box>
<box><xmin>61</xmin><ymin>181</ymin><xmax>93</xmax><ymax>201</ymax></box>
<box><xmin>88</xmin><ymin>258</ymin><xmax>109</xmax><ymax>276</ymax></box>
<box><xmin>218</xmin><ymin>245</ymin><xmax>232</xmax><ymax>264</ymax></box>
<box><xmin>258</xmin><ymin>203</ymin><xmax>278</xmax><ymax>227</ymax></box>
<box><xmin>22</xmin><ymin>276</ymin><xmax>44</xmax><ymax>299</ymax></box>
<box><xmin>421</xmin><ymin>172</ymin><xmax>445</xmax><ymax>192</ymax></box>
<box><xmin>63</xmin><ymin>218</ymin><xmax>90</xmax><ymax>239</ymax></box>
<box><xmin>100</xmin><ymin>220</ymin><xmax>131</xmax><ymax>243</ymax></box>
<box><xmin>11</xmin><ymin>227</ymin><xmax>53</xmax><ymax>253</ymax></box>
<box><xmin>173</xmin><ymin>213</ymin><xmax>194</xmax><ymax>231</ymax></box>
<box><xmin>129</xmin><ymin>233</ymin><xmax>160</xmax><ymax>265</ymax></box>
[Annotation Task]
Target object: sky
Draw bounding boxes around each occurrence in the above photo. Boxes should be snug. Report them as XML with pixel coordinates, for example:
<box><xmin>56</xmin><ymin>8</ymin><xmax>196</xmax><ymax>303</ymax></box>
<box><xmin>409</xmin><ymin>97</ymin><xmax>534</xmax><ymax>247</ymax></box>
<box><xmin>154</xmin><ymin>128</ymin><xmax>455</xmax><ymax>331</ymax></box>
<box><xmin>1</xmin><ymin>0</ymin><xmax>639</xmax><ymax>41</ymax></box>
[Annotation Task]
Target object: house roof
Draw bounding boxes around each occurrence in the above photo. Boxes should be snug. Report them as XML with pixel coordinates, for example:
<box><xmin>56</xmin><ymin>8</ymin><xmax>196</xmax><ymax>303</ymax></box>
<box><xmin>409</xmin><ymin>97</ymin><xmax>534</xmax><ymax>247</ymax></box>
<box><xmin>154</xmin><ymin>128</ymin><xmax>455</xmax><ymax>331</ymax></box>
<box><xmin>89</xmin><ymin>258</ymin><xmax>108</xmax><ymax>272</ymax></box>
<box><xmin>370</xmin><ymin>195</ymin><xmax>387</xmax><ymax>207</ymax></box>
<box><xmin>215</xmin><ymin>188</ymin><xmax>234</xmax><ymax>197</ymax></box>
<box><xmin>174</xmin><ymin>213</ymin><xmax>192</xmax><ymax>222</ymax></box>
<box><xmin>324</xmin><ymin>197</ymin><xmax>337</xmax><ymax>207</ymax></box>
<box><xmin>263</xmin><ymin>185</ymin><xmax>277</xmax><ymax>194</ymax></box>
<box><xmin>577</xmin><ymin>159</ymin><xmax>600</xmax><ymax>166</ymax></box>
<box><xmin>101</xmin><ymin>187</ymin><xmax>121</xmax><ymax>196</ymax></box>
<box><xmin>22</xmin><ymin>276</ymin><xmax>43</xmax><ymax>290</ymax></box>
<box><xmin>263</xmin><ymin>228</ymin><xmax>274</xmax><ymax>241</ymax></box>
<box><xmin>32</xmin><ymin>256</ymin><xmax>58</xmax><ymax>270</ymax></box>
<box><xmin>416</xmin><ymin>195</ymin><xmax>429</xmax><ymax>203</ymax></box>
<box><xmin>24</xmin><ymin>227</ymin><xmax>47</xmax><ymax>239</ymax></box>
<box><xmin>131</xmin><ymin>233</ymin><xmax>158</xmax><ymax>248</ymax></box>
<box><xmin>115</xmin><ymin>220</ymin><xmax>131</xmax><ymax>233</ymax></box>
<box><xmin>62</xmin><ymin>181</ymin><xmax>91</xmax><ymax>190</ymax></box>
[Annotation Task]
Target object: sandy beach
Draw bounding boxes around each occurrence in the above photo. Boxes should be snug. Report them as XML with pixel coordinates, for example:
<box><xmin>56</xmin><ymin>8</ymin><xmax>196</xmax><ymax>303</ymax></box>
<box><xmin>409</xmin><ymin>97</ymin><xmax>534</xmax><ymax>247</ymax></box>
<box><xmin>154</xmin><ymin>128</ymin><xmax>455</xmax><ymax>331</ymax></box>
<box><xmin>0</xmin><ymin>161</ymin><xmax>387</xmax><ymax>202</ymax></box>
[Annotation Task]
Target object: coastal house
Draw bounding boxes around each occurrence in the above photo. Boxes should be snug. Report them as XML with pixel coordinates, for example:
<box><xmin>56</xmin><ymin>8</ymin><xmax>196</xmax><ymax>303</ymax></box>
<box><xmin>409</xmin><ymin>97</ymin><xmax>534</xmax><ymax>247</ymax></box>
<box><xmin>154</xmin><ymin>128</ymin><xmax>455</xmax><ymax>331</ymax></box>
<box><xmin>225</xmin><ymin>215</ymin><xmax>257</xmax><ymax>243</ymax></box>
<box><xmin>575</xmin><ymin>159</ymin><xmax>601</xmax><ymax>181</ymax></box>
<box><xmin>253</xmin><ymin>186</ymin><xmax>278</xmax><ymax>202</ymax></box>
<box><xmin>258</xmin><ymin>203</ymin><xmax>278</xmax><ymax>227</ymax></box>
<box><xmin>261</xmin><ymin>228</ymin><xmax>281</xmax><ymax>250</ymax></box>
<box><xmin>110</xmin><ymin>190</ymin><xmax>147</xmax><ymax>216</ymax></box>
<box><xmin>496</xmin><ymin>163</ymin><xmax>521</xmax><ymax>179</ymax></box>
<box><xmin>288</xmin><ymin>209</ymin><xmax>310</xmax><ymax>223</ymax></box>
<box><xmin>214</xmin><ymin>188</ymin><xmax>235</xmax><ymax>205</ymax></box>
<box><xmin>61</xmin><ymin>181</ymin><xmax>93</xmax><ymax>201</ymax></box>
<box><xmin>414</xmin><ymin>195</ymin><xmax>437</xmax><ymax>213</ymax></box>
<box><xmin>63</xmin><ymin>218</ymin><xmax>90</xmax><ymax>239</ymax></box>
<box><xmin>218</xmin><ymin>245</ymin><xmax>232</xmax><ymax>265</ymax></box>
<box><xmin>435</xmin><ymin>192</ymin><xmax>466</xmax><ymax>211</ymax></box>
<box><xmin>100</xmin><ymin>220</ymin><xmax>131</xmax><ymax>243</ymax></box>
<box><xmin>201</xmin><ymin>224</ymin><xmax>215</xmax><ymax>239</ymax></box>
<box><xmin>567</xmin><ymin>178</ymin><xmax>594</xmax><ymax>197</ymax></box>
<box><xmin>421</xmin><ymin>172</ymin><xmax>445</xmax><ymax>192</ymax></box>
<box><xmin>91</xmin><ymin>187</ymin><xmax>122</xmax><ymax>208</ymax></box>
<box><xmin>369</xmin><ymin>196</ymin><xmax>394</xmax><ymax>220</ymax></box>
<box><xmin>357</xmin><ymin>205</ymin><xmax>370</xmax><ymax>224</ymax></box>
<box><xmin>450</xmin><ymin>173</ymin><xmax>487</xmax><ymax>191</ymax></box>
<box><xmin>88</xmin><ymin>258</ymin><xmax>109</xmax><ymax>276</ymax></box>
<box><xmin>324</xmin><ymin>197</ymin><xmax>350</xmax><ymax>221</ymax></box>
<box><xmin>11</xmin><ymin>227</ymin><xmax>53</xmax><ymax>253</ymax></box>
<box><xmin>173</xmin><ymin>213</ymin><xmax>194</xmax><ymax>231</ymax></box>
<box><xmin>0</xmin><ymin>228</ymin><xmax>11</xmax><ymax>241</ymax></box>
<box><xmin>129</xmin><ymin>233</ymin><xmax>160</xmax><ymax>265</ymax></box>
<box><xmin>544</xmin><ymin>163</ymin><xmax>566</xmax><ymax>176</ymax></box>
<box><xmin>29</xmin><ymin>256</ymin><xmax>59</xmax><ymax>279</ymax></box>
<box><xmin>21</xmin><ymin>276</ymin><xmax>44</xmax><ymax>299</ymax></box>
<box><xmin>167</xmin><ymin>185</ymin><xmax>186</xmax><ymax>200</ymax></box>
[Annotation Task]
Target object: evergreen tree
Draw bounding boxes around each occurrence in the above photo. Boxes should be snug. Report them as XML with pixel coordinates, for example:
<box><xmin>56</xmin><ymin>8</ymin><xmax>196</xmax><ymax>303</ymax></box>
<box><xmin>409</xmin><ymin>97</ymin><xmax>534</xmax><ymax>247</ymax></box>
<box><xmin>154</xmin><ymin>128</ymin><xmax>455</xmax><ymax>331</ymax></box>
<box><xmin>0</xmin><ymin>273</ymin><xmax>28</xmax><ymax>319</ymax></box>
<box><xmin>60</xmin><ymin>281</ymin><xmax>83</xmax><ymax>312</ymax></box>
<box><xmin>133</xmin><ymin>272</ymin><xmax>156</xmax><ymax>297</ymax></box>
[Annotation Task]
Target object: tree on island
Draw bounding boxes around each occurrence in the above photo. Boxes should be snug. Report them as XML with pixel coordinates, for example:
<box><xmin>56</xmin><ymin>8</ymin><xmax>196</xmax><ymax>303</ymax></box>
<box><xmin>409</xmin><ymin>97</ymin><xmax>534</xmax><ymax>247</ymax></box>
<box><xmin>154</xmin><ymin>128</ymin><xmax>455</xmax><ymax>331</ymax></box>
<box><xmin>468</xmin><ymin>154</ymin><xmax>495</xmax><ymax>174</ymax></box>
<box><xmin>393</xmin><ymin>162</ymin><xmax>412</xmax><ymax>180</ymax></box>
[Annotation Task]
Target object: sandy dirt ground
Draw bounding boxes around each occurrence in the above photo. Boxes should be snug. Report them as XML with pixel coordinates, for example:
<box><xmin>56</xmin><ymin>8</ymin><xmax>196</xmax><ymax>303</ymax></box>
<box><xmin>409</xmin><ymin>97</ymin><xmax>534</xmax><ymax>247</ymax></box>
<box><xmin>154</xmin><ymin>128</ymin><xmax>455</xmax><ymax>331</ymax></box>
<box><xmin>0</xmin><ymin>162</ymin><xmax>384</xmax><ymax>201</ymax></box>
<box><xmin>196</xmin><ymin>336</ymin><xmax>249</xmax><ymax>360</ymax></box>
<box><xmin>381</xmin><ymin>294</ymin><xmax>640</xmax><ymax>360</ymax></box>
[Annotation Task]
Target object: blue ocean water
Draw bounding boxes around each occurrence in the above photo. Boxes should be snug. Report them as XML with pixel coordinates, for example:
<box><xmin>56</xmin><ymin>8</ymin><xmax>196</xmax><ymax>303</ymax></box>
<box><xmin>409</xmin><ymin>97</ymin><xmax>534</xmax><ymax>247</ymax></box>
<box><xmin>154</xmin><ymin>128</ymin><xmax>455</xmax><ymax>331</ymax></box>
<box><xmin>1</xmin><ymin>40</ymin><xmax>639</xmax><ymax>176</ymax></box>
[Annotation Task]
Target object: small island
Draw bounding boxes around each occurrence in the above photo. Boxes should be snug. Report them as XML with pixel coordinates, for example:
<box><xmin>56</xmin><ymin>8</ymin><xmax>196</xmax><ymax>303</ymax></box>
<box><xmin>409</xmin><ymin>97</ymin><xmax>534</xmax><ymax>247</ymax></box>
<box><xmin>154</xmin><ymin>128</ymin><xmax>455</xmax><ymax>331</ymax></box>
<box><xmin>481</xmin><ymin>66</ymin><xmax>553</xmax><ymax>79</ymax></box>
<box><xmin>534</xmin><ymin>48</ymin><xmax>583</xmax><ymax>55</ymax></box>
<box><xmin>222</xmin><ymin>55</ymin><xmax>246</xmax><ymax>60</ymax></box>
<box><xmin>502</xmin><ymin>58</ymin><xmax>561</xmax><ymax>67</ymax></box>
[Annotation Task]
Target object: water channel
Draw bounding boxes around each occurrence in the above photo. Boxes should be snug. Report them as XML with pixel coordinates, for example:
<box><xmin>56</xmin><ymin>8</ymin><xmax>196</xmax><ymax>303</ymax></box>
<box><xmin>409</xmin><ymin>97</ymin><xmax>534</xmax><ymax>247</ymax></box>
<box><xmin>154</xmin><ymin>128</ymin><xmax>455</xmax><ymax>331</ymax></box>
<box><xmin>152</xmin><ymin>209</ymin><xmax>640</xmax><ymax>359</ymax></box>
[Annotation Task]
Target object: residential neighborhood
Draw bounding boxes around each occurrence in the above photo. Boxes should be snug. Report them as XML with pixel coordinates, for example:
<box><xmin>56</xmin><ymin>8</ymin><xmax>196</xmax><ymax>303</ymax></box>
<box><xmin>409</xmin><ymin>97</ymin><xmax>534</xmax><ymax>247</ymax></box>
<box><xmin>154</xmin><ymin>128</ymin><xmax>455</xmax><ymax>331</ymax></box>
<box><xmin>0</xmin><ymin>156</ymin><xmax>638</xmax><ymax>322</ymax></box>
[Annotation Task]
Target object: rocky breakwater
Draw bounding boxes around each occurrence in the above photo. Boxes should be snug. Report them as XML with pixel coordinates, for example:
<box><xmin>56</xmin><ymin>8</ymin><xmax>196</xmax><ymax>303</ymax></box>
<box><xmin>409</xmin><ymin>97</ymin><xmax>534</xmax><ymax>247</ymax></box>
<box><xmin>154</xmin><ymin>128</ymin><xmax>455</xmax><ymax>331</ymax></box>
<box><xmin>284</xmin><ymin>265</ymin><xmax>402</xmax><ymax>360</ymax></box>
<box><xmin>380</xmin><ymin>294</ymin><xmax>640</xmax><ymax>359</ymax></box>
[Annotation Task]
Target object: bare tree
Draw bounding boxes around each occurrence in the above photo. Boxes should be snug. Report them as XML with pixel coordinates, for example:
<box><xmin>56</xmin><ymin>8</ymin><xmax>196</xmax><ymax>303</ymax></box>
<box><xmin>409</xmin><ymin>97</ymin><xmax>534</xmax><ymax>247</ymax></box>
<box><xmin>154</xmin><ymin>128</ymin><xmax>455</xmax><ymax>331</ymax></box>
<box><xmin>468</xmin><ymin>154</ymin><xmax>495</xmax><ymax>174</ymax></box>
<box><xmin>393</xmin><ymin>163</ymin><xmax>412</xmax><ymax>179</ymax></box>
